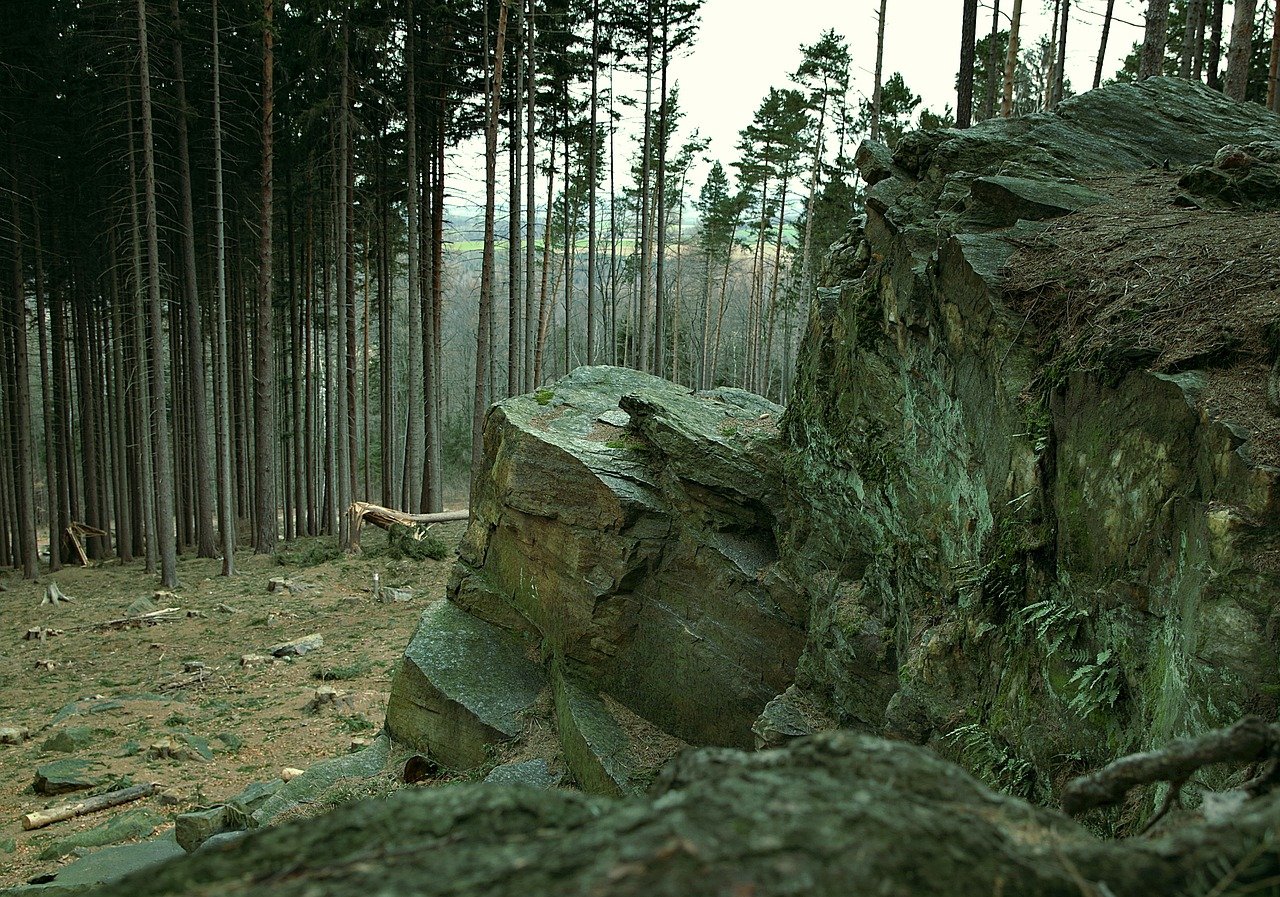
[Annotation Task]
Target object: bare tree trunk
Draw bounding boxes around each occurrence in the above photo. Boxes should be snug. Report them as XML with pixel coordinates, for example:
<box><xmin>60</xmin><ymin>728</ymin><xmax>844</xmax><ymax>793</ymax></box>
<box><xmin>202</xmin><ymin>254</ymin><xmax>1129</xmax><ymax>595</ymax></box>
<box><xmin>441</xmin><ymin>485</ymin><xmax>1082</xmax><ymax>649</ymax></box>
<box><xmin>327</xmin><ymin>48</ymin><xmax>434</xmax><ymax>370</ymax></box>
<box><xmin>534</xmin><ymin>131</ymin><xmax>556</xmax><ymax>386</ymax></box>
<box><xmin>509</xmin><ymin>0</ymin><xmax>524</xmax><ymax>394</ymax></box>
<box><xmin>1042</xmin><ymin>0</ymin><xmax>1060</xmax><ymax>110</ymax></box>
<box><xmin>1208</xmin><ymin>0</ymin><xmax>1226</xmax><ymax>88</ymax></box>
<box><xmin>654</xmin><ymin>0</ymin><xmax>671</xmax><ymax>378</ymax></box>
<box><xmin>378</xmin><ymin>140</ymin><xmax>395</xmax><ymax>508</ymax></box>
<box><xmin>608</xmin><ymin>59</ymin><xmax>620</xmax><ymax>366</ymax></box>
<box><xmin>362</xmin><ymin>226</ymin><xmax>371</xmax><ymax>500</ymax></box>
<box><xmin>871</xmin><ymin>0</ymin><xmax>888</xmax><ymax>138</ymax></box>
<box><xmin>562</xmin><ymin>117</ymin><xmax>572</xmax><ymax>378</ymax></box>
<box><xmin>7</xmin><ymin>147</ymin><xmax>37</xmax><ymax>579</ymax></box>
<box><xmin>1269</xmin><ymin>1</ymin><xmax>1280</xmax><ymax>109</ymax></box>
<box><xmin>1140</xmin><ymin>0</ymin><xmax>1172</xmax><ymax>80</ymax></box>
<box><xmin>586</xmin><ymin>0</ymin><xmax>599</xmax><ymax>366</ymax></box>
<box><xmin>125</xmin><ymin>85</ymin><xmax>157</xmax><ymax>574</ymax></box>
<box><xmin>1224</xmin><ymin>0</ymin><xmax>1258</xmax><ymax>100</ymax></box>
<box><xmin>289</xmin><ymin>173</ymin><xmax>305</xmax><ymax>537</ymax></box>
<box><xmin>137</xmin><ymin>0</ymin><xmax>178</xmax><ymax>587</ymax></box>
<box><xmin>212</xmin><ymin>0</ymin><xmax>234</xmax><ymax>573</ymax></box>
<box><xmin>337</xmin><ymin>33</ymin><xmax>355</xmax><ymax>545</ymax></box>
<box><xmin>253</xmin><ymin>0</ymin><xmax>277</xmax><ymax>554</ymax></box>
<box><xmin>170</xmin><ymin>0</ymin><xmax>216</xmax><ymax>558</ymax></box>
<box><xmin>1180</xmin><ymin>0</ymin><xmax>1206</xmax><ymax>77</ymax></box>
<box><xmin>473</xmin><ymin>0</ymin><xmax>510</xmax><ymax>478</ymax></box>
<box><xmin>107</xmin><ymin>271</ymin><xmax>131</xmax><ymax>562</ymax></box>
<box><xmin>403</xmin><ymin>19</ymin><xmax>422</xmax><ymax>511</ymax></box>
<box><xmin>637</xmin><ymin>9</ymin><xmax>655</xmax><ymax>372</ymax></box>
<box><xmin>1003</xmin><ymin>0</ymin><xmax>1023</xmax><ymax>115</ymax></box>
<box><xmin>957</xmin><ymin>0</ymin><xmax>979</xmax><ymax>127</ymax></box>
<box><xmin>1052</xmin><ymin>0</ymin><xmax>1069</xmax><ymax>108</ymax></box>
<box><xmin>426</xmin><ymin>123</ymin><xmax>445</xmax><ymax>513</ymax></box>
<box><xmin>1095</xmin><ymin>0</ymin><xmax>1116</xmax><ymax>88</ymax></box>
<box><xmin>982</xmin><ymin>0</ymin><xmax>1001</xmax><ymax>120</ymax></box>
<box><xmin>524</xmin><ymin>0</ymin><xmax>538</xmax><ymax>390</ymax></box>
<box><xmin>32</xmin><ymin>198</ymin><xmax>59</xmax><ymax>571</ymax></box>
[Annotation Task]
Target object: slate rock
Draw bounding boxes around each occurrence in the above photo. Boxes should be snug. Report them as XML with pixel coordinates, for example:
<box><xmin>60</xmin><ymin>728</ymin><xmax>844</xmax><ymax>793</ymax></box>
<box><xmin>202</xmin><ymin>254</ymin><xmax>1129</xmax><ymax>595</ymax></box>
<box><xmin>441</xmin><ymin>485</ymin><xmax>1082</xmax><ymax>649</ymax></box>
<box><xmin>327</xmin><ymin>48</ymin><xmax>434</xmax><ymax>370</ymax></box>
<box><xmin>175</xmin><ymin>805</ymin><xmax>253</xmax><ymax>853</ymax></box>
<box><xmin>385</xmin><ymin>601</ymin><xmax>544</xmax><ymax>769</ymax></box>
<box><xmin>40</xmin><ymin>727</ymin><xmax>97</xmax><ymax>755</ymax></box>
<box><xmin>33</xmin><ymin>758</ymin><xmax>100</xmax><ymax>795</ymax></box>
<box><xmin>266</xmin><ymin>634</ymin><xmax>323</xmax><ymax>657</ymax></box>
<box><xmin>30</xmin><ymin>830</ymin><xmax>184</xmax><ymax>891</ymax></box>
<box><xmin>38</xmin><ymin>808</ymin><xmax>164</xmax><ymax>861</ymax></box>
<box><xmin>483</xmin><ymin>759</ymin><xmax>560</xmax><ymax>790</ymax></box>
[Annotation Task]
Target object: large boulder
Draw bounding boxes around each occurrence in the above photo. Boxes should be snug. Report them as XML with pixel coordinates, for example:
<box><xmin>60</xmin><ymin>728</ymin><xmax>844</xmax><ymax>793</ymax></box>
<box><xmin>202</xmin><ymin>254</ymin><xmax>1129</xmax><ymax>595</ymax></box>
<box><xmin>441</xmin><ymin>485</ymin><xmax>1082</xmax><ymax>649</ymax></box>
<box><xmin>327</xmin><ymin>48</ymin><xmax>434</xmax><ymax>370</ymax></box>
<box><xmin>385</xmin><ymin>366</ymin><xmax>805</xmax><ymax>785</ymax></box>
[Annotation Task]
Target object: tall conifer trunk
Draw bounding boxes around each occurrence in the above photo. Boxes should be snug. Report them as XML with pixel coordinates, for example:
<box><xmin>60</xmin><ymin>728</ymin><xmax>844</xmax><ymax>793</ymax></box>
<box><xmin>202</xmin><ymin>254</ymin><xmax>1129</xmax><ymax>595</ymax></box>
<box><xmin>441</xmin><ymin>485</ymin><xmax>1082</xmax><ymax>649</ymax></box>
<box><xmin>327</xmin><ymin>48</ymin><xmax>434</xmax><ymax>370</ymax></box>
<box><xmin>137</xmin><ymin>0</ymin><xmax>178</xmax><ymax>586</ymax></box>
<box><xmin>473</xmin><ymin>0</ymin><xmax>510</xmax><ymax>479</ymax></box>
<box><xmin>254</xmin><ymin>0</ymin><xmax>277</xmax><ymax>554</ymax></box>
<box><xmin>7</xmin><ymin>147</ymin><xmax>37</xmax><ymax>579</ymax></box>
<box><xmin>170</xmin><ymin>0</ymin><xmax>216</xmax><ymax>558</ymax></box>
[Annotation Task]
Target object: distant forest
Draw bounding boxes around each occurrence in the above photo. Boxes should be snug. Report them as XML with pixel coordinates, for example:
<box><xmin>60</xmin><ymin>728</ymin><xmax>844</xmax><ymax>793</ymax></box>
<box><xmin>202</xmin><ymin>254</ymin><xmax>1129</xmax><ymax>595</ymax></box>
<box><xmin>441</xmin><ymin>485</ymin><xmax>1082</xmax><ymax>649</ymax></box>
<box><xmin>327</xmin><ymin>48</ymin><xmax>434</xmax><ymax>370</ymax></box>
<box><xmin>1</xmin><ymin>0</ymin><xmax>1277</xmax><ymax>586</ymax></box>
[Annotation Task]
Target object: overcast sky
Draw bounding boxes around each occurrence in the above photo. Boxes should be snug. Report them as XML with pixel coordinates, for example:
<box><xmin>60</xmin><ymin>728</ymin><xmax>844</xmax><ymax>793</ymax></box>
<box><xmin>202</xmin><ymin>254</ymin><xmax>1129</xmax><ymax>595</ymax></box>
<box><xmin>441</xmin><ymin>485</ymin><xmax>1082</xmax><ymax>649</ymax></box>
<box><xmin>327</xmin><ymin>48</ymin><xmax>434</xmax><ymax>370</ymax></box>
<box><xmin>669</xmin><ymin>0</ymin><xmax>1157</xmax><ymax>173</ymax></box>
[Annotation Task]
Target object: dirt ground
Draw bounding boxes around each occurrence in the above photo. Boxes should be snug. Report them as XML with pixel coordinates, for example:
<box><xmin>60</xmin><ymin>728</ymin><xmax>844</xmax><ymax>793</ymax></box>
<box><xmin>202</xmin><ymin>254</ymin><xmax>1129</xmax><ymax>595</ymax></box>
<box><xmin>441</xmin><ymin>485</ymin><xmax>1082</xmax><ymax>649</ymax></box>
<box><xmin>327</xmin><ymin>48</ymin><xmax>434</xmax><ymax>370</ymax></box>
<box><xmin>0</xmin><ymin>521</ymin><xmax>467</xmax><ymax>887</ymax></box>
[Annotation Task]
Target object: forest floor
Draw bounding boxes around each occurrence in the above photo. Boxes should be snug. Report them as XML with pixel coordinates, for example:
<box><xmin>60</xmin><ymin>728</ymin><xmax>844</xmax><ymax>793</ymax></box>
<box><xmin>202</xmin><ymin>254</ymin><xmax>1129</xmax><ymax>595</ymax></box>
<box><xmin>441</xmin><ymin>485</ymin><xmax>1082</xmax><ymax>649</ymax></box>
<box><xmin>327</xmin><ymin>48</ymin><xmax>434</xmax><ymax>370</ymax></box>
<box><xmin>0</xmin><ymin>520</ymin><xmax>467</xmax><ymax>888</ymax></box>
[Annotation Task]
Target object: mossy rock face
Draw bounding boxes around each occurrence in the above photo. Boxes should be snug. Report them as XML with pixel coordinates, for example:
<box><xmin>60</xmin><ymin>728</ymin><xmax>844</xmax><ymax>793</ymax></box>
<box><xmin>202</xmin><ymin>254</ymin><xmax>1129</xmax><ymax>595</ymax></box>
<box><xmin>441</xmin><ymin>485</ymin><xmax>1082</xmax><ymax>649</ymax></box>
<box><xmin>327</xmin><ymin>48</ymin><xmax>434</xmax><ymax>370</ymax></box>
<box><xmin>71</xmin><ymin>733</ymin><xmax>1280</xmax><ymax>897</ymax></box>
<box><xmin>780</xmin><ymin>76</ymin><xmax>1280</xmax><ymax>816</ymax></box>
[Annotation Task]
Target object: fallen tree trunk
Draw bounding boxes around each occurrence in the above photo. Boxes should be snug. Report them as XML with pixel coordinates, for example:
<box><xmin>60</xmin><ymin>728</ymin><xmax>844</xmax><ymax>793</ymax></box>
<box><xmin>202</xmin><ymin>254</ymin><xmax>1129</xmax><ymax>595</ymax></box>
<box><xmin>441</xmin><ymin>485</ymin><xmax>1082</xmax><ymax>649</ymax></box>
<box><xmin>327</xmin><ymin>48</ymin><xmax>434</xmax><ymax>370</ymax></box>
<box><xmin>348</xmin><ymin>503</ymin><xmax>468</xmax><ymax>551</ymax></box>
<box><xmin>21</xmin><ymin>782</ymin><xmax>157</xmax><ymax>830</ymax></box>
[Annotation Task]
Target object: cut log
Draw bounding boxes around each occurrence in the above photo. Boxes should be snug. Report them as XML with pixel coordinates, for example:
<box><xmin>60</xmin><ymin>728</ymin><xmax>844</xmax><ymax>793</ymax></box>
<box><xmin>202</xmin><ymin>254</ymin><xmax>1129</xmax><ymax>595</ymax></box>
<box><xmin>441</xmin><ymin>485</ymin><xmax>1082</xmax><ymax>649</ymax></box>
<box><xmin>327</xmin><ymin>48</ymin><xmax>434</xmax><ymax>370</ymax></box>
<box><xmin>21</xmin><ymin>782</ymin><xmax>157</xmax><ymax>830</ymax></box>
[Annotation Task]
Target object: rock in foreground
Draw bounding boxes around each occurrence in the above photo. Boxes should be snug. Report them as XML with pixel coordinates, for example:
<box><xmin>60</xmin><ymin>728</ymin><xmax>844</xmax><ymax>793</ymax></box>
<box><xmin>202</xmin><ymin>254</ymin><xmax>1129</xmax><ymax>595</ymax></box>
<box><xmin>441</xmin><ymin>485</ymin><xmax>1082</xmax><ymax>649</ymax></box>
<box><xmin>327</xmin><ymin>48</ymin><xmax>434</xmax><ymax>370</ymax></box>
<box><xmin>81</xmin><ymin>733</ymin><xmax>1280</xmax><ymax>897</ymax></box>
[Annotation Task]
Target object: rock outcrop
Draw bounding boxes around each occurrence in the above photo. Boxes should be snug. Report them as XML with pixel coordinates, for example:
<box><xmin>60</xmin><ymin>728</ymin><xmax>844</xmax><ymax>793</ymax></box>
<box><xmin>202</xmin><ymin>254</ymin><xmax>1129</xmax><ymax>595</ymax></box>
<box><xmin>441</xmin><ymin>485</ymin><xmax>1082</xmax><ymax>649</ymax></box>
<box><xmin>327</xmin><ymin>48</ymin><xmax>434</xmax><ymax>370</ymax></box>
<box><xmin>385</xmin><ymin>366</ymin><xmax>805</xmax><ymax>791</ymax></box>
<box><xmin>55</xmin><ymin>77</ymin><xmax>1280</xmax><ymax>897</ymax></box>
<box><xmin>782</xmin><ymin>76</ymin><xmax>1280</xmax><ymax>813</ymax></box>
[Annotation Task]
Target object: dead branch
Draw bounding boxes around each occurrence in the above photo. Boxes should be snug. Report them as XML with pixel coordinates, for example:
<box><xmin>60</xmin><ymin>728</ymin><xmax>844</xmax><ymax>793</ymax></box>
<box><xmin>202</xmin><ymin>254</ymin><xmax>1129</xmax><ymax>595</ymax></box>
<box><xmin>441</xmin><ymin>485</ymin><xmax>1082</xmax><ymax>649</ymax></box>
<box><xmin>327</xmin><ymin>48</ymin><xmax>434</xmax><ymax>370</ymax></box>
<box><xmin>62</xmin><ymin>522</ymin><xmax>107</xmax><ymax>567</ymax></box>
<box><xmin>21</xmin><ymin>782</ymin><xmax>157</xmax><ymax>831</ymax></box>
<box><xmin>60</xmin><ymin>607</ymin><xmax>183</xmax><ymax>634</ymax></box>
<box><xmin>1061</xmin><ymin>717</ymin><xmax>1279</xmax><ymax>817</ymax></box>
<box><xmin>156</xmin><ymin>669</ymin><xmax>210</xmax><ymax>692</ymax></box>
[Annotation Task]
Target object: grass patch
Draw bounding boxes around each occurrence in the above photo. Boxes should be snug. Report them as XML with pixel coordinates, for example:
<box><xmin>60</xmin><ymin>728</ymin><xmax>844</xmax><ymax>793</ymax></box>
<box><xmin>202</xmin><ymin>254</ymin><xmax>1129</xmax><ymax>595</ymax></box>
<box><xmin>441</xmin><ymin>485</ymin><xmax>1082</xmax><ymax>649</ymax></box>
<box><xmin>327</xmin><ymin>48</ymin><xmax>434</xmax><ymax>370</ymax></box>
<box><xmin>534</xmin><ymin>388</ymin><xmax>555</xmax><ymax>406</ymax></box>
<box><xmin>339</xmin><ymin>715</ymin><xmax>376</xmax><ymax>734</ymax></box>
<box><xmin>312</xmin><ymin>658</ymin><xmax>373</xmax><ymax>682</ymax></box>
<box><xmin>276</xmin><ymin>538</ymin><xmax>344</xmax><ymax>568</ymax></box>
